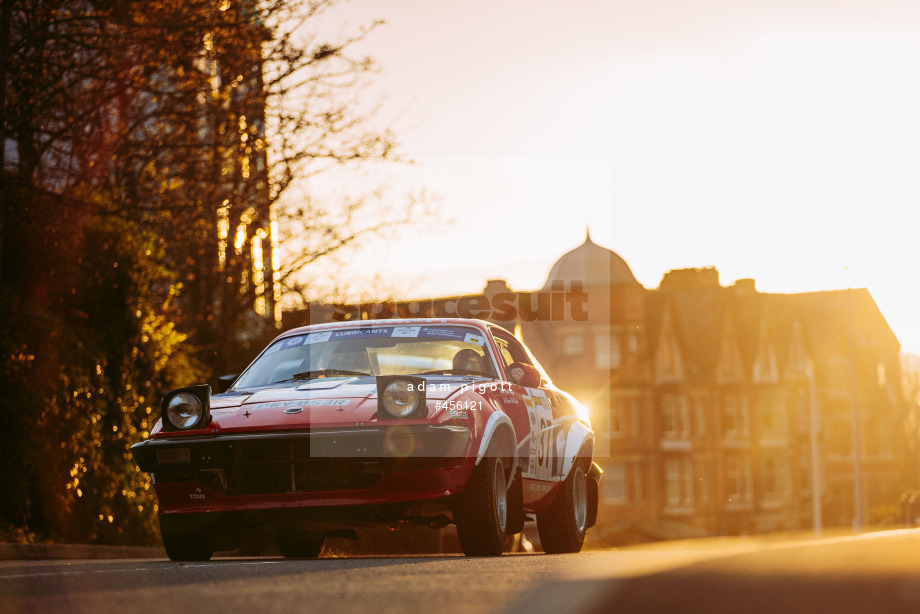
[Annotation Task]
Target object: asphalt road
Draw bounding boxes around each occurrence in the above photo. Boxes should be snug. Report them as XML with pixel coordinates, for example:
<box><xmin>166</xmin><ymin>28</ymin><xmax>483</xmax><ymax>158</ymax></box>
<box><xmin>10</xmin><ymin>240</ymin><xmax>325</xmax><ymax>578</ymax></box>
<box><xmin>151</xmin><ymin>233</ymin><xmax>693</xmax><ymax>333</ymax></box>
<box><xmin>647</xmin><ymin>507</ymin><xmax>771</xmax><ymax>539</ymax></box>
<box><xmin>5</xmin><ymin>529</ymin><xmax>920</xmax><ymax>614</ymax></box>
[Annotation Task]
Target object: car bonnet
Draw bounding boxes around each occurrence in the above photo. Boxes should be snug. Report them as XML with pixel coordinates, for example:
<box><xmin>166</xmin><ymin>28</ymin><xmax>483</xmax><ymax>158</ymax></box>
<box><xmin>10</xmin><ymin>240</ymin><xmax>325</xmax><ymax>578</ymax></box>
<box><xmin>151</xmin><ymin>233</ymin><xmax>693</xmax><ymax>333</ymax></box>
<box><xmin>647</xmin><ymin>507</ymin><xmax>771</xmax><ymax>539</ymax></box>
<box><xmin>208</xmin><ymin>376</ymin><xmax>486</xmax><ymax>431</ymax></box>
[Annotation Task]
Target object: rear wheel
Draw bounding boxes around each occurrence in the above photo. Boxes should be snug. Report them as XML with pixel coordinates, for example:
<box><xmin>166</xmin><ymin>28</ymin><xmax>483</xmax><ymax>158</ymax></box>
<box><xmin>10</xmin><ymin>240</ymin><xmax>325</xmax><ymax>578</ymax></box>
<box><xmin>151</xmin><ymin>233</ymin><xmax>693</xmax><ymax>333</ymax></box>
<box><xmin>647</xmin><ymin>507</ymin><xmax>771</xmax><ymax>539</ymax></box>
<box><xmin>537</xmin><ymin>461</ymin><xmax>588</xmax><ymax>554</ymax></box>
<box><xmin>454</xmin><ymin>449</ymin><xmax>509</xmax><ymax>556</ymax></box>
<box><xmin>276</xmin><ymin>526</ymin><xmax>326</xmax><ymax>558</ymax></box>
<box><xmin>159</xmin><ymin>513</ymin><xmax>216</xmax><ymax>562</ymax></box>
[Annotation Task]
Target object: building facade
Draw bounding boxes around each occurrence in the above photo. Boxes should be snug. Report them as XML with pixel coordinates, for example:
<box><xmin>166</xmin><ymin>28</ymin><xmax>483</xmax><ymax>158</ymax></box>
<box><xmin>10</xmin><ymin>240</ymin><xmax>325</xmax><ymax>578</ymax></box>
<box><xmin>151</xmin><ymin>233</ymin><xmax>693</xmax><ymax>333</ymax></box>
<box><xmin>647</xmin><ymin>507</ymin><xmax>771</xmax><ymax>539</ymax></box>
<box><xmin>285</xmin><ymin>233</ymin><xmax>908</xmax><ymax>537</ymax></box>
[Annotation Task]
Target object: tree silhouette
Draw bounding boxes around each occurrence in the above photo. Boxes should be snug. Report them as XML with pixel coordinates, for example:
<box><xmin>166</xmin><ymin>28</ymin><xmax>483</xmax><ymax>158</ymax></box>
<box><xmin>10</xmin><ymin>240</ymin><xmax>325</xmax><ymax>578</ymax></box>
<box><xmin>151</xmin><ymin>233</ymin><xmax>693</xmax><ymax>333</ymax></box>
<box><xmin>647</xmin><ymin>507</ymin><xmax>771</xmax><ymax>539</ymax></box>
<box><xmin>0</xmin><ymin>0</ymin><xmax>415</xmax><ymax>543</ymax></box>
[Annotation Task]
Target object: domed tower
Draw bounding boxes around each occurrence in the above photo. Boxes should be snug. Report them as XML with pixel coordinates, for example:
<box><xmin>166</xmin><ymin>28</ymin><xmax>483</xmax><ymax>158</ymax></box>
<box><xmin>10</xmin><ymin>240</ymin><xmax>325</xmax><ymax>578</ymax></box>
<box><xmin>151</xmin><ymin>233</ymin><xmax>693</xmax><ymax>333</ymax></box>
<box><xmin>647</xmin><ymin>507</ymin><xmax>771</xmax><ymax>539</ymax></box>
<box><xmin>529</xmin><ymin>229</ymin><xmax>648</xmax><ymax>368</ymax></box>
<box><xmin>542</xmin><ymin>229</ymin><xmax>642</xmax><ymax>291</ymax></box>
<box><xmin>539</xmin><ymin>230</ymin><xmax>646</xmax><ymax>337</ymax></box>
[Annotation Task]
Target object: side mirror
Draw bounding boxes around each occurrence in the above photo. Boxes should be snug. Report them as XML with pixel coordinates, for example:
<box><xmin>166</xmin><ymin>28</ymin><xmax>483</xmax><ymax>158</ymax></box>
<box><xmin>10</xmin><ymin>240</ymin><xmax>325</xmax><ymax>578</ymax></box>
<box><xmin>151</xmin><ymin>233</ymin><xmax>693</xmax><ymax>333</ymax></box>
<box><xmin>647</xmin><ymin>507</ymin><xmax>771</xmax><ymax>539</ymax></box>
<box><xmin>509</xmin><ymin>362</ymin><xmax>541</xmax><ymax>388</ymax></box>
<box><xmin>217</xmin><ymin>374</ymin><xmax>239</xmax><ymax>393</ymax></box>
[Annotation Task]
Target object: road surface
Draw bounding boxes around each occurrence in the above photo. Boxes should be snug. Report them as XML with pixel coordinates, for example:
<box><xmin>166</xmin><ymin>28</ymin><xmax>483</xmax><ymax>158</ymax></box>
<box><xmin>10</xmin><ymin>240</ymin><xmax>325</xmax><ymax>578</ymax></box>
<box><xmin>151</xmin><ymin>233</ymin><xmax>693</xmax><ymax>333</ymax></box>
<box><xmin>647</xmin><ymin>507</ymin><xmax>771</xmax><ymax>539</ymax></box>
<box><xmin>4</xmin><ymin>529</ymin><xmax>920</xmax><ymax>613</ymax></box>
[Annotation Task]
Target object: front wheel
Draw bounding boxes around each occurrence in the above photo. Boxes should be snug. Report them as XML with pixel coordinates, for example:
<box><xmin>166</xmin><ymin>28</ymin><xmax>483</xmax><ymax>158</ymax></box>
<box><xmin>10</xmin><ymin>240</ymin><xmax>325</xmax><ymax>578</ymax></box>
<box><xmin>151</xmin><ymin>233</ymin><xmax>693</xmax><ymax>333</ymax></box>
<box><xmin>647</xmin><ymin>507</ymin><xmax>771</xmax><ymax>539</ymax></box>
<box><xmin>537</xmin><ymin>461</ymin><xmax>588</xmax><ymax>554</ymax></box>
<box><xmin>159</xmin><ymin>513</ymin><xmax>216</xmax><ymax>562</ymax></box>
<box><xmin>454</xmin><ymin>451</ymin><xmax>509</xmax><ymax>556</ymax></box>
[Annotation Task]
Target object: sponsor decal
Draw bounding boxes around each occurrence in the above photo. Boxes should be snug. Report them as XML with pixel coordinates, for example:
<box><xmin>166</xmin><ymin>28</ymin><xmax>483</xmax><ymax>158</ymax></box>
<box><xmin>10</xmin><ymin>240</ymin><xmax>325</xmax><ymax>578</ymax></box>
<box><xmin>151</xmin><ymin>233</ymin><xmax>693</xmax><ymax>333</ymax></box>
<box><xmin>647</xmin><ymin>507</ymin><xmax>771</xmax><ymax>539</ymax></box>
<box><xmin>304</xmin><ymin>331</ymin><xmax>332</xmax><ymax>344</ymax></box>
<box><xmin>497</xmin><ymin>392</ymin><xmax>521</xmax><ymax>407</ymax></box>
<box><xmin>249</xmin><ymin>399</ymin><xmax>350</xmax><ymax>411</ymax></box>
<box><xmin>463</xmin><ymin>333</ymin><xmax>485</xmax><ymax>346</ymax></box>
<box><xmin>332</xmin><ymin>328</ymin><xmax>390</xmax><ymax>339</ymax></box>
<box><xmin>392</xmin><ymin>326</ymin><xmax>421</xmax><ymax>338</ymax></box>
<box><xmin>525</xmin><ymin>393</ymin><xmax>554</xmax><ymax>481</ymax></box>
<box><xmin>419</xmin><ymin>327</ymin><xmax>467</xmax><ymax>340</ymax></box>
<box><xmin>250</xmin><ymin>400</ymin><xmax>304</xmax><ymax>410</ymax></box>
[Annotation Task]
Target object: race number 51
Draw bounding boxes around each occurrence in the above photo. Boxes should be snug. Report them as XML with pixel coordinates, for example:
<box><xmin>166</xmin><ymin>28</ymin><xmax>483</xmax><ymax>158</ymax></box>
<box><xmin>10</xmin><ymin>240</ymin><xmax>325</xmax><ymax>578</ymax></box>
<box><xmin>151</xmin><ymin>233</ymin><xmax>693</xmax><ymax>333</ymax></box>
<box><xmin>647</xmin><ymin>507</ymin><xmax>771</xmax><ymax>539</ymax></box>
<box><xmin>526</xmin><ymin>392</ymin><xmax>554</xmax><ymax>481</ymax></box>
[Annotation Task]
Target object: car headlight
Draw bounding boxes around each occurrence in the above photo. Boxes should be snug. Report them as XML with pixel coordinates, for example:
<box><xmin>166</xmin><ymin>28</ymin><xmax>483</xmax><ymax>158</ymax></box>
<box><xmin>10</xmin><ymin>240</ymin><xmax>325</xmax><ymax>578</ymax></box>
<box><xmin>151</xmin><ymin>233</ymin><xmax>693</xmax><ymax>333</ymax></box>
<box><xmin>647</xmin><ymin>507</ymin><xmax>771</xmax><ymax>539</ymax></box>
<box><xmin>167</xmin><ymin>393</ymin><xmax>203</xmax><ymax>429</ymax></box>
<box><xmin>161</xmin><ymin>385</ymin><xmax>212</xmax><ymax>431</ymax></box>
<box><xmin>383</xmin><ymin>381</ymin><xmax>420</xmax><ymax>417</ymax></box>
<box><xmin>376</xmin><ymin>376</ymin><xmax>427</xmax><ymax>420</ymax></box>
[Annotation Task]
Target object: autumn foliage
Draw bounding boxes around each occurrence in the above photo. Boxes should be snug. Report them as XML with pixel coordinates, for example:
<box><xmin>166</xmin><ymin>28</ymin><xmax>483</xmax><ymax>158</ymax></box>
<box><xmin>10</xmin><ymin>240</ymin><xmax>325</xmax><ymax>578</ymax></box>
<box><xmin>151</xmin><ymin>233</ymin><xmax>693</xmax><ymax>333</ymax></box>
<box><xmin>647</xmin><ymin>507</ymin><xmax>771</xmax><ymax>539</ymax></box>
<box><xmin>0</xmin><ymin>0</ymin><xmax>401</xmax><ymax>544</ymax></box>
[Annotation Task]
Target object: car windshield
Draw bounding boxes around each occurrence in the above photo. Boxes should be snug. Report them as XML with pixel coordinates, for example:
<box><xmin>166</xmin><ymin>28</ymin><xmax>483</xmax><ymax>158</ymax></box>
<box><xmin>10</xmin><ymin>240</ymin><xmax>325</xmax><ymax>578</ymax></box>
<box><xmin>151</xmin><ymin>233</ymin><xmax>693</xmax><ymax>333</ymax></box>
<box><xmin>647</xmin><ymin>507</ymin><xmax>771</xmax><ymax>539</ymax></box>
<box><xmin>232</xmin><ymin>325</ymin><xmax>496</xmax><ymax>388</ymax></box>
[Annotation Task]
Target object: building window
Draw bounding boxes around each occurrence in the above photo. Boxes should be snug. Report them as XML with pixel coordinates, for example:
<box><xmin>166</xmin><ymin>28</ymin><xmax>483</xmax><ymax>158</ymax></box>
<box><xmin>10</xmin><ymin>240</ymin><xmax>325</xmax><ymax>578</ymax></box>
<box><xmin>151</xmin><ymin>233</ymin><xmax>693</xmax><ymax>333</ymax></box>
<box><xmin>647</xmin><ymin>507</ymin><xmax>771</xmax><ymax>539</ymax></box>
<box><xmin>696</xmin><ymin>460</ymin><xmax>711</xmax><ymax>504</ymax></box>
<box><xmin>723</xmin><ymin>394</ymin><xmax>749</xmax><ymax>438</ymax></box>
<box><xmin>632</xmin><ymin>463</ymin><xmax>644</xmax><ymax>502</ymax></box>
<box><xmin>665</xmin><ymin>458</ymin><xmax>693</xmax><ymax>508</ymax></box>
<box><xmin>694</xmin><ymin>396</ymin><xmax>707</xmax><ymax>437</ymax></box>
<box><xmin>878</xmin><ymin>421</ymin><xmax>894</xmax><ymax>459</ymax></box>
<box><xmin>761</xmin><ymin>455</ymin><xmax>788</xmax><ymax>501</ymax></box>
<box><xmin>725</xmin><ymin>455</ymin><xmax>752</xmax><ymax>503</ymax></box>
<box><xmin>759</xmin><ymin>396</ymin><xmax>788</xmax><ymax>441</ymax></box>
<box><xmin>610</xmin><ymin>398</ymin><xmax>625</xmax><ymax>439</ymax></box>
<box><xmin>563</xmin><ymin>334</ymin><xmax>584</xmax><ymax>356</ymax></box>
<box><xmin>604</xmin><ymin>463</ymin><xmax>644</xmax><ymax>504</ymax></box>
<box><xmin>799</xmin><ymin>457</ymin><xmax>813</xmax><ymax>496</ymax></box>
<box><xmin>594</xmin><ymin>331</ymin><xmax>621</xmax><ymax>370</ymax></box>
<box><xmin>662</xmin><ymin>395</ymin><xmax>674</xmax><ymax>435</ymax></box>
<box><xmin>611</xmin><ymin>395</ymin><xmax>641</xmax><ymax>438</ymax></box>
<box><xmin>662</xmin><ymin>394</ymin><xmax>690</xmax><ymax>439</ymax></box>
<box><xmin>657</xmin><ymin>329</ymin><xmax>681</xmax><ymax>380</ymax></box>
<box><xmin>604</xmin><ymin>463</ymin><xmax>627</xmax><ymax>504</ymax></box>
<box><xmin>863</xmin><ymin>420</ymin><xmax>879</xmax><ymax>457</ymax></box>
<box><xmin>760</xmin><ymin>401</ymin><xmax>774</xmax><ymax>433</ymax></box>
<box><xmin>628</xmin><ymin>332</ymin><xmax>640</xmax><ymax>354</ymax></box>
<box><xmin>826</xmin><ymin>416</ymin><xmax>851</xmax><ymax>456</ymax></box>
<box><xmin>679</xmin><ymin>395</ymin><xmax>690</xmax><ymax>438</ymax></box>
<box><xmin>630</xmin><ymin>396</ymin><xmax>641</xmax><ymax>437</ymax></box>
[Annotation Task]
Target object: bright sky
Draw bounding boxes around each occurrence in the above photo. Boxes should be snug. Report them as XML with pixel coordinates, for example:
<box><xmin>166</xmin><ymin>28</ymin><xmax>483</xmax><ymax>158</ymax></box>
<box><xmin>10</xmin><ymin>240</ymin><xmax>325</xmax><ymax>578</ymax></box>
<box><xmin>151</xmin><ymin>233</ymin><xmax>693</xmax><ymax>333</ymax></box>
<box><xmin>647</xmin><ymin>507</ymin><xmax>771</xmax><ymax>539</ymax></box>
<box><xmin>301</xmin><ymin>0</ymin><xmax>920</xmax><ymax>354</ymax></box>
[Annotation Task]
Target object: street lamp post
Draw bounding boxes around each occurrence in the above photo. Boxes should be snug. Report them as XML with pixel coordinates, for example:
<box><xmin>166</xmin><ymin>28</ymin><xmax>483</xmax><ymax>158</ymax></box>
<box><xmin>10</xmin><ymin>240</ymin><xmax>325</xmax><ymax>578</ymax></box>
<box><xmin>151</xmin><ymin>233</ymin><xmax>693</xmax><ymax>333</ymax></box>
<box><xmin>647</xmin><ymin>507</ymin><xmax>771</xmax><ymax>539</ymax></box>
<box><xmin>807</xmin><ymin>361</ymin><xmax>822</xmax><ymax>536</ymax></box>
<box><xmin>847</xmin><ymin>288</ymin><xmax>864</xmax><ymax>531</ymax></box>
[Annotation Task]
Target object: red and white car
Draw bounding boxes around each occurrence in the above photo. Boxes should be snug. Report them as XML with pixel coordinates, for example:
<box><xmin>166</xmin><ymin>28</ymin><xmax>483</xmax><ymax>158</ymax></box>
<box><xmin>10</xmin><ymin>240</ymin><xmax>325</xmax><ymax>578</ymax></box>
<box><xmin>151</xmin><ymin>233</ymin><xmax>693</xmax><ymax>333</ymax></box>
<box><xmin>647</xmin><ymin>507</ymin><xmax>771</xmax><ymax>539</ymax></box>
<box><xmin>132</xmin><ymin>318</ymin><xmax>600</xmax><ymax>560</ymax></box>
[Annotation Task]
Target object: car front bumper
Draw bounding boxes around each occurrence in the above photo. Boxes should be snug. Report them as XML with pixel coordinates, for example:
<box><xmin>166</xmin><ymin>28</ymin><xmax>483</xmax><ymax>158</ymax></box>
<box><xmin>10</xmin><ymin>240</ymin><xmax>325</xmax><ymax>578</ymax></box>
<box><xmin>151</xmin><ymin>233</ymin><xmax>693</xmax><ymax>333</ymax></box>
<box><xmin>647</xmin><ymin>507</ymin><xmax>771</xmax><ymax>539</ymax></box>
<box><xmin>131</xmin><ymin>425</ymin><xmax>474</xmax><ymax>513</ymax></box>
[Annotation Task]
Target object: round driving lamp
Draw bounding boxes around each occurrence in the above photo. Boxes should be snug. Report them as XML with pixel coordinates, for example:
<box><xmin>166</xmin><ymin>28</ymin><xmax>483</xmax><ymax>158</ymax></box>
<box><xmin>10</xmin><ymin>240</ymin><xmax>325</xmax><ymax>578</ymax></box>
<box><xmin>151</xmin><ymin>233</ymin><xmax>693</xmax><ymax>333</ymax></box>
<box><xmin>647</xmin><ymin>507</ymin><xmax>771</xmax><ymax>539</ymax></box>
<box><xmin>381</xmin><ymin>380</ymin><xmax>420</xmax><ymax>418</ymax></box>
<box><xmin>166</xmin><ymin>392</ymin><xmax>204</xmax><ymax>429</ymax></box>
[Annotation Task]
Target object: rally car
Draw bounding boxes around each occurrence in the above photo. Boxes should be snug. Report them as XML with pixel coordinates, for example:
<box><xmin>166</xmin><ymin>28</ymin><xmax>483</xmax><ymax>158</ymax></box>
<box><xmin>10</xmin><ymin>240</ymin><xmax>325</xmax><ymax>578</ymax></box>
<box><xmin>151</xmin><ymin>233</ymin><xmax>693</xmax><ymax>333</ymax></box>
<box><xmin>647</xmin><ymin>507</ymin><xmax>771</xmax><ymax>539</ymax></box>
<box><xmin>131</xmin><ymin>318</ymin><xmax>601</xmax><ymax>560</ymax></box>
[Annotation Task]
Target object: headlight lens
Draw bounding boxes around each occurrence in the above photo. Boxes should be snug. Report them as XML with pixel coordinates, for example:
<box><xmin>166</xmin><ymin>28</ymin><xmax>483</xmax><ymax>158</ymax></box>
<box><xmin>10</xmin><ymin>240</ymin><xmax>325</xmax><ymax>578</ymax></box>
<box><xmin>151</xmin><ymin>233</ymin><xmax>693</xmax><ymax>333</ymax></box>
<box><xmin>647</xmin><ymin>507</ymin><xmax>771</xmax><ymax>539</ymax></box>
<box><xmin>381</xmin><ymin>380</ymin><xmax>420</xmax><ymax>418</ymax></box>
<box><xmin>166</xmin><ymin>392</ymin><xmax>203</xmax><ymax>429</ymax></box>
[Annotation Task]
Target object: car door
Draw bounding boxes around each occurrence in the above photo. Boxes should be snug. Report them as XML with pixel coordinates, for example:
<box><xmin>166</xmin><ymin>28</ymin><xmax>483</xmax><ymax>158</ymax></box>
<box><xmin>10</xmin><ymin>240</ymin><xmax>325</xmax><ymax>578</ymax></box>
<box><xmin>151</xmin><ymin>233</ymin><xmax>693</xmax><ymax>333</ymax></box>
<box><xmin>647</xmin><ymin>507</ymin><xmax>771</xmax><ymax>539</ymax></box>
<box><xmin>489</xmin><ymin>330</ymin><xmax>558</xmax><ymax>495</ymax></box>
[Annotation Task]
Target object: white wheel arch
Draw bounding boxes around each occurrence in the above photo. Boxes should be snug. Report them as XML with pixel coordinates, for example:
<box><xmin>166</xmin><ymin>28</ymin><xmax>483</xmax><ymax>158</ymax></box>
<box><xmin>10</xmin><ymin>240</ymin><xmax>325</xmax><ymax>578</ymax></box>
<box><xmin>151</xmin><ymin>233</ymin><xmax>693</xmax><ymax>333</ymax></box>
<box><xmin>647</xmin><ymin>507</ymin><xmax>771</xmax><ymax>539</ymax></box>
<box><xmin>559</xmin><ymin>420</ymin><xmax>594</xmax><ymax>480</ymax></box>
<box><xmin>475</xmin><ymin>410</ymin><xmax>518</xmax><ymax>479</ymax></box>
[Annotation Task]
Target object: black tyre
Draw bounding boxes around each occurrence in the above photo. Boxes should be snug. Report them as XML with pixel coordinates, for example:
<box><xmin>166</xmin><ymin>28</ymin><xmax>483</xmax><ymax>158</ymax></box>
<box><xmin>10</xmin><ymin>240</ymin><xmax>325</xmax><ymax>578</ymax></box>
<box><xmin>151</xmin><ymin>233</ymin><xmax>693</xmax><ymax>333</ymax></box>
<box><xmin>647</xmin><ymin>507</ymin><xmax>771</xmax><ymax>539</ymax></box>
<box><xmin>159</xmin><ymin>513</ymin><xmax>216</xmax><ymax>562</ymax></box>
<box><xmin>454</xmin><ymin>450</ymin><xmax>509</xmax><ymax>556</ymax></box>
<box><xmin>505</xmin><ymin>467</ymin><xmax>525</xmax><ymax>536</ymax></box>
<box><xmin>537</xmin><ymin>460</ymin><xmax>588</xmax><ymax>554</ymax></box>
<box><xmin>276</xmin><ymin>526</ymin><xmax>326</xmax><ymax>558</ymax></box>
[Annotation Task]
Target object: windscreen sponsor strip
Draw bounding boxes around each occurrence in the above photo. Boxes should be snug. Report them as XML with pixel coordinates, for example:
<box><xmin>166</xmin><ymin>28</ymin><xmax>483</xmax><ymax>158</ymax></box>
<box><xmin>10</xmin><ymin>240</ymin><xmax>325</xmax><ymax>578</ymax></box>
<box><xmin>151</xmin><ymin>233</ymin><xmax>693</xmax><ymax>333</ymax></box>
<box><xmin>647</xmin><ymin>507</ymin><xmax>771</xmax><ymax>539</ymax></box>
<box><xmin>268</xmin><ymin>325</ymin><xmax>481</xmax><ymax>350</ymax></box>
